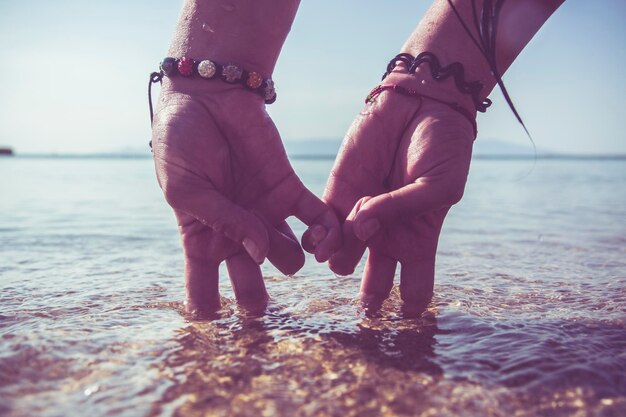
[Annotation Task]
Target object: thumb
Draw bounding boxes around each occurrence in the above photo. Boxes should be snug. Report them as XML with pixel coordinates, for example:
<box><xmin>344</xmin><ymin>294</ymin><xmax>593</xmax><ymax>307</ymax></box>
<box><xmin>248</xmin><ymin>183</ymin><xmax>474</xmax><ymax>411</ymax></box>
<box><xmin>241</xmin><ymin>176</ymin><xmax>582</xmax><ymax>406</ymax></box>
<box><xmin>352</xmin><ymin>179</ymin><xmax>462</xmax><ymax>242</ymax></box>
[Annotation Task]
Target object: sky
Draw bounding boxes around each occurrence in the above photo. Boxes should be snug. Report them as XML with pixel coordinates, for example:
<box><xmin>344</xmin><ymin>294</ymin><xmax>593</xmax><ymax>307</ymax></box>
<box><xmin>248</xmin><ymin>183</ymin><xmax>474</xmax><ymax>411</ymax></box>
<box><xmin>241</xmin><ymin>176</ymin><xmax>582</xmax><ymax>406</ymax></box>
<box><xmin>0</xmin><ymin>0</ymin><xmax>624</xmax><ymax>155</ymax></box>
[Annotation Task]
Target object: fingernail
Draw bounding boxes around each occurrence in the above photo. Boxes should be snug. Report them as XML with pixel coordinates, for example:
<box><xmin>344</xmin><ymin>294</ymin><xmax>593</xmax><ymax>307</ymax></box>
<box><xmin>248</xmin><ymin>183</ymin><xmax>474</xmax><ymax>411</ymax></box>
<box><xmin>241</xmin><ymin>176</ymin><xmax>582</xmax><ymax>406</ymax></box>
<box><xmin>310</xmin><ymin>225</ymin><xmax>327</xmax><ymax>245</ymax></box>
<box><xmin>242</xmin><ymin>238</ymin><xmax>264</xmax><ymax>264</ymax></box>
<box><xmin>357</xmin><ymin>218</ymin><xmax>380</xmax><ymax>241</ymax></box>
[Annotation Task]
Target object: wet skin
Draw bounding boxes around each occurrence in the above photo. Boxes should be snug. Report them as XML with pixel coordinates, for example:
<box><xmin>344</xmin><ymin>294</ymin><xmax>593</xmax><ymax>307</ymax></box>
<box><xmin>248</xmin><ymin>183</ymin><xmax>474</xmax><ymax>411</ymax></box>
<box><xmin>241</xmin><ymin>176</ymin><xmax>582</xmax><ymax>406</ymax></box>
<box><xmin>323</xmin><ymin>77</ymin><xmax>474</xmax><ymax>314</ymax></box>
<box><xmin>151</xmin><ymin>80</ymin><xmax>341</xmax><ymax>316</ymax></box>
<box><xmin>154</xmin><ymin>0</ymin><xmax>564</xmax><ymax>316</ymax></box>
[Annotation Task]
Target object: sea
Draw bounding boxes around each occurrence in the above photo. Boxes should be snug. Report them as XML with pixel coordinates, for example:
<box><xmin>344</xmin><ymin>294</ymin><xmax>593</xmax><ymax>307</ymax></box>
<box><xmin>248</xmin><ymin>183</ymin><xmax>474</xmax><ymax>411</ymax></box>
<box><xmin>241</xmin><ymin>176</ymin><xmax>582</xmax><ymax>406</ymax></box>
<box><xmin>1</xmin><ymin>155</ymin><xmax>625</xmax><ymax>417</ymax></box>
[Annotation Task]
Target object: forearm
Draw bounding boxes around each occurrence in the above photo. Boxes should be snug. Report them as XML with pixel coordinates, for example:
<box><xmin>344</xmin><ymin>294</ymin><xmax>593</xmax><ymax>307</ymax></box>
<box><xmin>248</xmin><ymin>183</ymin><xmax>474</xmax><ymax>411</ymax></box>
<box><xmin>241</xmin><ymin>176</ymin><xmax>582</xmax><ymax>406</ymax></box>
<box><xmin>400</xmin><ymin>0</ymin><xmax>564</xmax><ymax>98</ymax></box>
<box><xmin>167</xmin><ymin>0</ymin><xmax>301</xmax><ymax>76</ymax></box>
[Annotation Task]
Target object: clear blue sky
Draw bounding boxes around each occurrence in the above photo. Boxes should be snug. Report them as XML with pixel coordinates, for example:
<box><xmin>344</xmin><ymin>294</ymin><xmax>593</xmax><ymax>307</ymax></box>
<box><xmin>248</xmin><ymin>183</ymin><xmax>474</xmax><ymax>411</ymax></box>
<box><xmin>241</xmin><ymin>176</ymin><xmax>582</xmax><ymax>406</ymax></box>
<box><xmin>0</xmin><ymin>0</ymin><xmax>624</xmax><ymax>154</ymax></box>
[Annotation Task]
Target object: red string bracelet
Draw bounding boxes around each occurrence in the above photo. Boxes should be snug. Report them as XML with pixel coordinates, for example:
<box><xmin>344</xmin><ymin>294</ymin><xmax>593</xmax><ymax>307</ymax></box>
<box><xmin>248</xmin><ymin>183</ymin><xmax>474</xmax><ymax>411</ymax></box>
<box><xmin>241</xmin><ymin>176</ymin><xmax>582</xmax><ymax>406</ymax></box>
<box><xmin>366</xmin><ymin>84</ymin><xmax>478</xmax><ymax>139</ymax></box>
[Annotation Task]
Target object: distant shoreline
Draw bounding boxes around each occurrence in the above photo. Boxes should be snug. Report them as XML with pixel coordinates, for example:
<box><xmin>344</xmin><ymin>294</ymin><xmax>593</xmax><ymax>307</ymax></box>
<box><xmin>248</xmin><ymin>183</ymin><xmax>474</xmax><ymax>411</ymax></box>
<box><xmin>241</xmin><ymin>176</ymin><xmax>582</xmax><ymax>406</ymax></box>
<box><xmin>3</xmin><ymin>153</ymin><xmax>626</xmax><ymax>161</ymax></box>
<box><xmin>5</xmin><ymin>138</ymin><xmax>625</xmax><ymax>160</ymax></box>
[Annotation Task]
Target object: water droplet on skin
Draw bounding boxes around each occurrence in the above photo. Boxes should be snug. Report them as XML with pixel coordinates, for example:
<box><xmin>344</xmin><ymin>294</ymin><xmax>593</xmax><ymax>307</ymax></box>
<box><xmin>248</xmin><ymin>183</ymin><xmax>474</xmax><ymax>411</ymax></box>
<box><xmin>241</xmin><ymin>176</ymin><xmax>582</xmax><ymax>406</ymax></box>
<box><xmin>84</xmin><ymin>384</ymin><xmax>100</xmax><ymax>396</ymax></box>
<box><xmin>202</xmin><ymin>22</ymin><xmax>213</xmax><ymax>32</ymax></box>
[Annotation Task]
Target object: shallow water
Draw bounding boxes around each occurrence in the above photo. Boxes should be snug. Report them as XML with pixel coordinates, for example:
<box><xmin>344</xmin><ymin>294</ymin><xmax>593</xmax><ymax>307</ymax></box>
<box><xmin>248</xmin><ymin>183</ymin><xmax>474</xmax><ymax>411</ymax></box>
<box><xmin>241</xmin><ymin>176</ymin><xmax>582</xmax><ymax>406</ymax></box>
<box><xmin>1</xmin><ymin>156</ymin><xmax>625</xmax><ymax>417</ymax></box>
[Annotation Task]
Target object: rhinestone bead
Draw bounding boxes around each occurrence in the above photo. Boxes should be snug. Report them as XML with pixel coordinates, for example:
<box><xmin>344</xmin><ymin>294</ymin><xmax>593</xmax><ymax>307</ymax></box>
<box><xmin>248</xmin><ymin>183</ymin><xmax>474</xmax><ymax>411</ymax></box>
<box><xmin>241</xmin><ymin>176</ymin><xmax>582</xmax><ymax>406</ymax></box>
<box><xmin>222</xmin><ymin>64</ymin><xmax>242</xmax><ymax>83</ymax></box>
<box><xmin>178</xmin><ymin>57</ymin><xmax>194</xmax><ymax>77</ymax></box>
<box><xmin>160</xmin><ymin>57</ymin><xmax>177</xmax><ymax>76</ymax></box>
<box><xmin>264</xmin><ymin>80</ymin><xmax>276</xmax><ymax>101</ymax></box>
<box><xmin>197</xmin><ymin>60</ymin><xmax>216</xmax><ymax>79</ymax></box>
<box><xmin>246</xmin><ymin>72</ymin><xmax>263</xmax><ymax>89</ymax></box>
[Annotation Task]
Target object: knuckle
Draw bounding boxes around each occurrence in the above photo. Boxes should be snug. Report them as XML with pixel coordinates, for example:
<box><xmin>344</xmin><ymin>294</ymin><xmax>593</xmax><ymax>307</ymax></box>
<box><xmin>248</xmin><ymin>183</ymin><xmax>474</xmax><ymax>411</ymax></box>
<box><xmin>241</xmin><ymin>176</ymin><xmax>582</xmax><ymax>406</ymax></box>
<box><xmin>210</xmin><ymin>216</ymin><xmax>235</xmax><ymax>239</ymax></box>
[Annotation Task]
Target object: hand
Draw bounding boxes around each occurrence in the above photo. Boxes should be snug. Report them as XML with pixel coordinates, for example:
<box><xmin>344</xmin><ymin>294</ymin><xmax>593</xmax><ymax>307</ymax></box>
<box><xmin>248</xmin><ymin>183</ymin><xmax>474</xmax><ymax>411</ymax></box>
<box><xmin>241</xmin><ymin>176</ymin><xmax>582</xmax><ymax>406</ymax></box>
<box><xmin>151</xmin><ymin>80</ymin><xmax>341</xmax><ymax>316</ymax></box>
<box><xmin>324</xmin><ymin>77</ymin><xmax>474</xmax><ymax>314</ymax></box>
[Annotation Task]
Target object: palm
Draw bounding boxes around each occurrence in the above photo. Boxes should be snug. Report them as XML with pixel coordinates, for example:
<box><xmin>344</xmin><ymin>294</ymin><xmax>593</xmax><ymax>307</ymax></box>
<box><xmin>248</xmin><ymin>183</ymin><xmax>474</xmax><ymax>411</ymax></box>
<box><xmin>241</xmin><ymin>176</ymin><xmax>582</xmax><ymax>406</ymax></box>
<box><xmin>324</xmin><ymin>92</ymin><xmax>474</xmax><ymax>312</ymax></box>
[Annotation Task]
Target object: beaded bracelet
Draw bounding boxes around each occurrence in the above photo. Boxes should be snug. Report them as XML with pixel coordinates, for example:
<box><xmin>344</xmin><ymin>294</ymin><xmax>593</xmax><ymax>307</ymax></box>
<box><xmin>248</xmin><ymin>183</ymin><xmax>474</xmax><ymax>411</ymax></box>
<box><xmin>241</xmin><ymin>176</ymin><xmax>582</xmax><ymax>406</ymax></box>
<box><xmin>148</xmin><ymin>57</ymin><xmax>276</xmax><ymax>135</ymax></box>
<box><xmin>160</xmin><ymin>57</ymin><xmax>275</xmax><ymax>104</ymax></box>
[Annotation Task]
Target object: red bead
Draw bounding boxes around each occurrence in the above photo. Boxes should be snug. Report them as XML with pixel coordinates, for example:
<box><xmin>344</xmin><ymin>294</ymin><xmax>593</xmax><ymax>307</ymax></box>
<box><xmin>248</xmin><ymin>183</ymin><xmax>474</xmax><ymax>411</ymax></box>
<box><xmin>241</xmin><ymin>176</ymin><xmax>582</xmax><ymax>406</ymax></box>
<box><xmin>178</xmin><ymin>57</ymin><xmax>194</xmax><ymax>77</ymax></box>
<box><xmin>246</xmin><ymin>72</ymin><xmax>263</xmax><ymax>89</ymax></box>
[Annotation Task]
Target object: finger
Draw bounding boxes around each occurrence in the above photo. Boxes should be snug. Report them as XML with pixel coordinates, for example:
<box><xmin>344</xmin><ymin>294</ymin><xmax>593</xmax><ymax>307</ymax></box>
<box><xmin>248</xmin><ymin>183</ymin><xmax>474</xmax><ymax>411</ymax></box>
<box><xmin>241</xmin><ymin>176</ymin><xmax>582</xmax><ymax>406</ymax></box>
<box><xmin>185</xmin><ymin>262</ymin><xmax>221</xmax><ymax>317</ymax></box>
<box><xmin>175</xmin><ymin>212</ymin><xmax>223</xmax><ymax>316</ymax></box>
<box><xmin>327</xmin><ymin>219</ymin><xmax>366</xmax><ymax>276</ymax></box>
<box><xmin>293</xmin><ymin>188</ymin><xmax>342</xmax><ymax>263</ymax></box>
<box><xmin>327</xmin><ymin>197</ymin><xmax>370</xmax><ymax>276</ymax></box>
<box><xmin>160</xmin><ymin>167</ymin><xmax>269</xmax><ymax>264</ymax></box>
<box><xmin>184</xmin><ymin>259</ymin><xmax>221</xmax><ymax>317</ymax></box>
<box><xmin>226</xmin><ymin>252</ymin><xmax>268</xmax><ymax>312</ymax></box>
<box><xmin>264</xmin><ymin>219</ymin><xmax>305</xmax><ymax>276</ymax></box>
<box><xmin>351</xmin><ymin>179</ymin><xmax>458</xmax><ymax>242</ymax></box>
<box><xmin>359</xmin><ymin>250</ymin><xmax>397</xmax><ymax>312</ymax></box>
<box><xmin>399</xmin><ymin>259</ymin><xmax>435</xmax><ymax>316</ymax></box>
<box><xmin>214</xmin><ymin>102</ymin><xmax>341</xmax><ymax>263</ymax></box>
<box><xmin>301</xmin><ymin>224</ymin><xmax>327</xmax><ymax>254</ymax></box>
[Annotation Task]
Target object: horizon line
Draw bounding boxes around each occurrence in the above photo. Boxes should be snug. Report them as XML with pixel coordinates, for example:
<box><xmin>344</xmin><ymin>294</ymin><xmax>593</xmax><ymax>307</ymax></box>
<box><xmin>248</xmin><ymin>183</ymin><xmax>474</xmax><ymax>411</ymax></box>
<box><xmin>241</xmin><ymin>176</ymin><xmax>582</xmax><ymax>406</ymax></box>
<box><xmin>2</xmin><ymin>152</ymin><xmax>626</xmax><ymax>161</ymax></box>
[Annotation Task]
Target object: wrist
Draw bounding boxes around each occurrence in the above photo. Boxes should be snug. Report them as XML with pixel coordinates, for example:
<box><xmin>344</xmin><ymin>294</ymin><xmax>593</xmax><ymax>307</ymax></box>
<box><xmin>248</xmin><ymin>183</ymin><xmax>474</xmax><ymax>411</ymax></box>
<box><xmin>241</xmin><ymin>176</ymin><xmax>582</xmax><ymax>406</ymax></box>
<box><xmin>167</xmin><ymin>0</ymin><xmax>300</xmax><ymax>76</ymax></box>
<box><xmin>400</xmin><ymin>0</ymin><xmax>564</xmax><ymax>99</ymax></box>
<box><xmin>400</xmin><ymin>0</ymin><xmax>495</xmax><ymax>98</ymax></box>
<box><xmin>383</xmin><ymin>62</ymin><xmax>478</xmax><ymax>120</ymax></box>
<box><xmin>158</xmin><ymin>57</ymin><xmax>276</xmax><ymax>104</ymax></box>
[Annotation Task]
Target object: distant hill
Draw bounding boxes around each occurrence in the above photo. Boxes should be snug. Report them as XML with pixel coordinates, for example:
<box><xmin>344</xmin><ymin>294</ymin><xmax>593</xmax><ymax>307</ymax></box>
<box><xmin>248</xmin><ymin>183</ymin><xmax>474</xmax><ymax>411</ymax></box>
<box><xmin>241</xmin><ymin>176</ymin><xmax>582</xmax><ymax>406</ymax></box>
<box><xmin>283</xmin><ymin>139</ymin><xmax>341</xmax><ymax>158</ymax></box>
<box><xmin>472</xmin><ymin>139</ymin><xmax>551</xmax><ymax>157</ymax></box>
<box><xmin>283</xmin><ymin>138</ymin><xmax>551</xmax><ymax>159</ymax></box>
<box><xmin>13</xmin><ymin>139</ymin><xmax>623</xmax><ymax>160</ymax></box>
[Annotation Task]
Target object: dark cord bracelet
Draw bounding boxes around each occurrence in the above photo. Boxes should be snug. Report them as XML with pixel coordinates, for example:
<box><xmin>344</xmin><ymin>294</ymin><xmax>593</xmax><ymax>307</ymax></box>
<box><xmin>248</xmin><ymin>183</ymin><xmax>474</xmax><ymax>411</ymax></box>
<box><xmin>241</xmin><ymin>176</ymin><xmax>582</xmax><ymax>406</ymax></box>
<box><xmin>366</xmin><ymin>84</ymin><xmax>478</xmax><ymax>139</ymax></box>
<box><xmin>382</xmin><ymin>52</ymin><xmax>491</xmax><ymax>113</ymax></box>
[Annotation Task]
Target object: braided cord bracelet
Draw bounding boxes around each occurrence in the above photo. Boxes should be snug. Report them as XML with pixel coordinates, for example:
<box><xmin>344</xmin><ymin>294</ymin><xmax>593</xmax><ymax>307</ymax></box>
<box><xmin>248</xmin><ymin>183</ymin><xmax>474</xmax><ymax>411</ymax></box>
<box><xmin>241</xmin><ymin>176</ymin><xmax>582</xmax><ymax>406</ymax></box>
<box><xmin>367</xmin><ymin>51</ymin><xmax>488</xmax><ymax>138</ymax></box>
<box><xmin>381</xmin><ymin>52</ymin><xmax>491</xmax><ymax>113</ymax></box>
<box><xmin>366</xmin><ymin>84</ymin><xmax>478</xmax><ymax>138</ymax></box>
